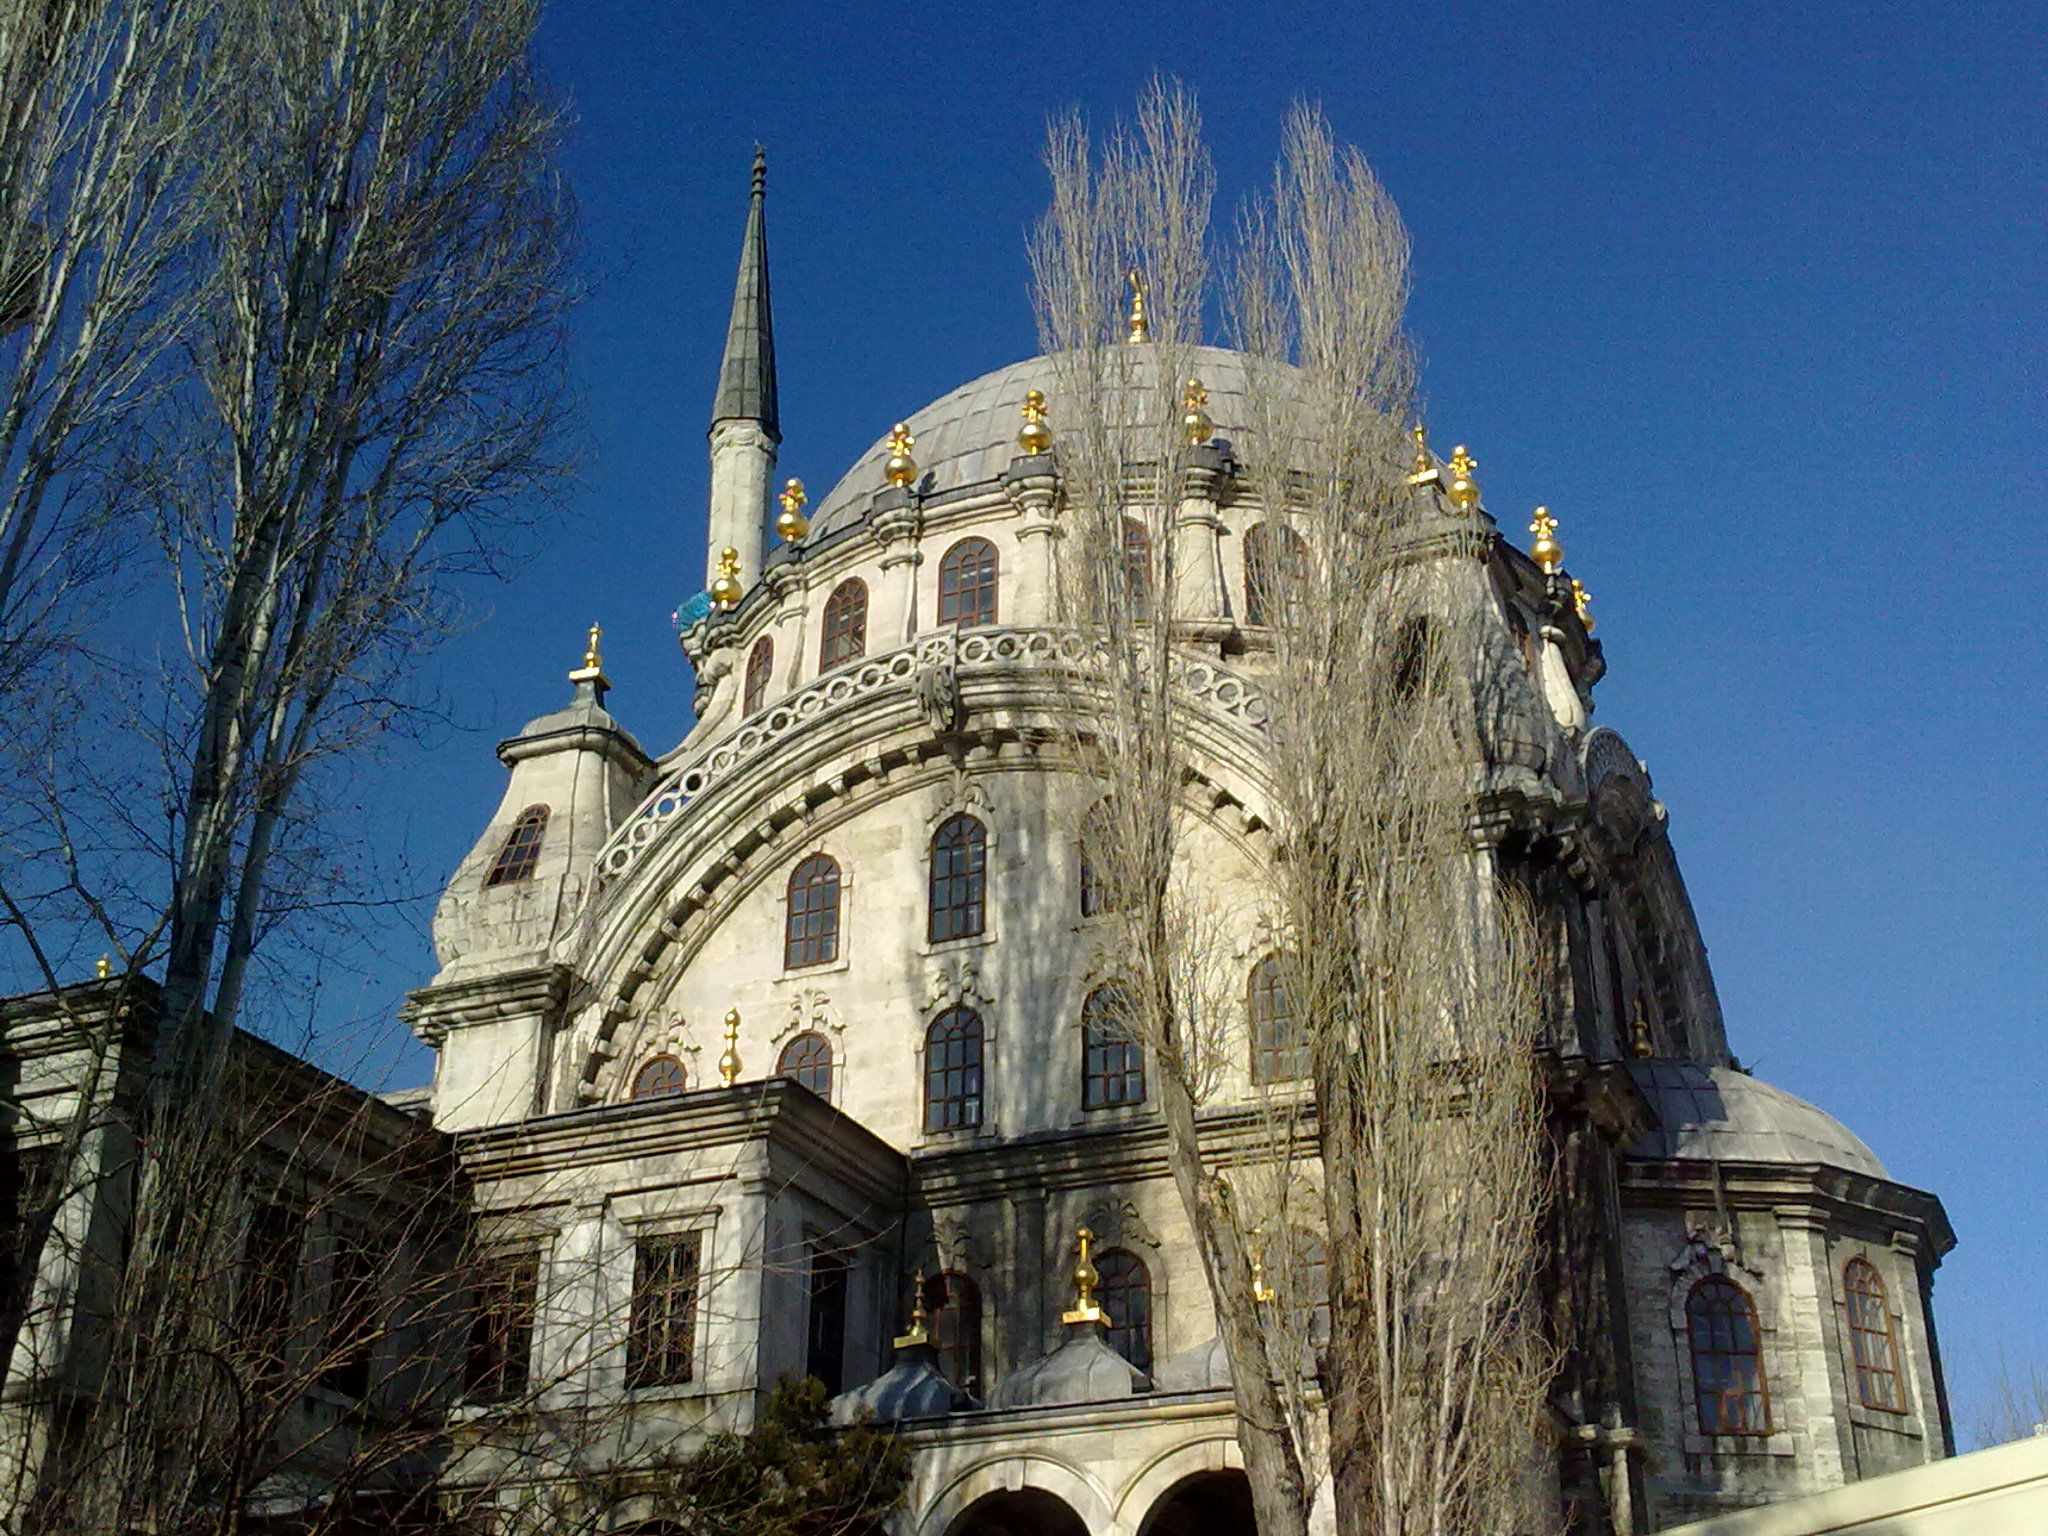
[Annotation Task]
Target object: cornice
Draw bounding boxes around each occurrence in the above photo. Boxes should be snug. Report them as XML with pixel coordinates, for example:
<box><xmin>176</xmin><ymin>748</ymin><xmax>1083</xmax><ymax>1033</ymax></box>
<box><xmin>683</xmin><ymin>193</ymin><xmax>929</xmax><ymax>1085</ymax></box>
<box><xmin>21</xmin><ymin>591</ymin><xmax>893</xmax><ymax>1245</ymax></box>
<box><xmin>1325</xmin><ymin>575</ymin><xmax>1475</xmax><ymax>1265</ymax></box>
<box><xmin>403</xmin><ymin>963</ymin><xmax>571</xmax><ymax>1046</ymax></box>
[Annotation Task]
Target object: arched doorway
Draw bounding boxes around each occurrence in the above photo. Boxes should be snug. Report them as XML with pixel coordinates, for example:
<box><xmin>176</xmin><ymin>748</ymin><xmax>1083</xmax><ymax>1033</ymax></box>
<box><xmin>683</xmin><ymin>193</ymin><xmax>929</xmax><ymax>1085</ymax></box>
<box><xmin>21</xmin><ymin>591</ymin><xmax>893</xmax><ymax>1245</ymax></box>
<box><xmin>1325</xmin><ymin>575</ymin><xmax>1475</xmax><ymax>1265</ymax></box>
<box><xmin>946</xmin><ymin>1488</ymin><xmax>1092</xmax><ymax>1536</ymax></box>
<box><xmin>1138</xmin><ymin>1471</ymin><xmax>1255</xmax><ymax>1536</ymax></box>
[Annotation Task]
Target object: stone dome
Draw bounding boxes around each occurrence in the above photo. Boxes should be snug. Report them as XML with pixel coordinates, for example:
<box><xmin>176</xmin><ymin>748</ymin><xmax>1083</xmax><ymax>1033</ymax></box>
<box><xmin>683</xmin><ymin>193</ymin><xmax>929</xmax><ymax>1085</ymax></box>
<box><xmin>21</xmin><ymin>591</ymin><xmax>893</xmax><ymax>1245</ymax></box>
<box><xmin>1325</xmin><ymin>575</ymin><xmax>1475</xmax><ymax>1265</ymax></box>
<box><xmin>1627</xmin><ymin>1059</ymin><xmax>1888</xmax><ymax>1179</ymax></box>
<box><xmin>988</xmin><ymin>1323</ymin><xmax>1149</xmax><ymax>1408</ymax></box>
<box><xmin>809</xmin><ymin>345</ymin><xmax>1299</xmax><ymax>540</ymax></box>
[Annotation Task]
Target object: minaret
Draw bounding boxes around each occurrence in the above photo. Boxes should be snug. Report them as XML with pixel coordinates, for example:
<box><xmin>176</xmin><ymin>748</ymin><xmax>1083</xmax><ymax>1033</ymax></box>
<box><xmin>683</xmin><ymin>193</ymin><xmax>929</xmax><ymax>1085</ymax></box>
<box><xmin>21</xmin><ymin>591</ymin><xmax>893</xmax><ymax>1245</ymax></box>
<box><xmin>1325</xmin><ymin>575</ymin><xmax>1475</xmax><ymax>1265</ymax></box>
<box><xmin>705</xmin><ymin>147</ymin><xmax>779</xmax><ymax>593</ymax></box>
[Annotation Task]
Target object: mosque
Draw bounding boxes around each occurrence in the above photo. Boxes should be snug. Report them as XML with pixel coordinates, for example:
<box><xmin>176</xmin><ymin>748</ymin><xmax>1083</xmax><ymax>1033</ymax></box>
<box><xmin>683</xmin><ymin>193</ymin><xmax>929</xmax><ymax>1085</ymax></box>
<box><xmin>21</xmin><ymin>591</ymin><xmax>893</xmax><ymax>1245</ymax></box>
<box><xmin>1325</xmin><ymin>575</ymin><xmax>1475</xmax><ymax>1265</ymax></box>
<box><xmin>403</xmin><ymin>154</ymin><xmax>1956</xmax><ymax>1533</ymax></box>
<box><xmin>0</xmin><ymin>155</ymin><xmax>1959</xmax><ymax>1535</ymax></box>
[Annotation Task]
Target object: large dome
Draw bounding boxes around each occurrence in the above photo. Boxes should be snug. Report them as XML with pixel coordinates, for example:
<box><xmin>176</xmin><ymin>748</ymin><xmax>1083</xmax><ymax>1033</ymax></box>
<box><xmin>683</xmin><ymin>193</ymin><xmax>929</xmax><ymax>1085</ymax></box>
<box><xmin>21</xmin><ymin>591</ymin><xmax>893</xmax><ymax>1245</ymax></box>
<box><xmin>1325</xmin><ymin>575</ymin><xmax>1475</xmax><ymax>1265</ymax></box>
<box><xmin>810</xmin><ymin>345</ymin><xmax>1286</xmax><ymax>539</ymax></box>
<box><xmin>1627</xmin><ymin>1059</ymin><xmax>1888</xmax><ymax>1179</ymax></box>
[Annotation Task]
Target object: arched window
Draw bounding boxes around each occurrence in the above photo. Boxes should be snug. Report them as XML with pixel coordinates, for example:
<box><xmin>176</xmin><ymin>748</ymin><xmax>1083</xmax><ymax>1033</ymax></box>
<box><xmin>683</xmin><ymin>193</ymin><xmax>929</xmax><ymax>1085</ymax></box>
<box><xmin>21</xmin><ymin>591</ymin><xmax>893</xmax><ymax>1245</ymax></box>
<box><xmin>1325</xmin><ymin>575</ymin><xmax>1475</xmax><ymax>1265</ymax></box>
<box><xmin>1244</xmin><ymin>523</ymin><xmax>1307</xmax><ymax>627</ymax></box>
<box><xmin>1123</xmin><ymin>518</ymin><xmax>1152</xmax><ymax>622</ymax></box>
<box><xmin>1078</xmin><ymin>800</ymin><xmax>1119</xmax><ymax>918</ymax></box>
<box><xmin>1688</xmin><ymin>1277</ymin><xmax>1770</xmax><ymax>1434</ymax></box>
<box><xmin>742</xmin><ymin>635</ymin><xmax>774</xmax><ymax>717</ymax></box>
<box><xmin>1095</xmin><ymin>1248</ymin><xmax>1152</xmax><ymax>1374</ymax></box>
<box><xmin>775</xmin><ymin>1032</ymin><xmax>833</xmax><ymax>1100</ymax></box>
<box><xmin>928</xmin><ymin>814</ymin><xmax>987</xmax><ymax>943</ymax></box>
<box><xmin>924</xmin><ymin>1271</ymin><xmax>983</xmax><ymax>1396</ymax></box>
<box><xmin>937</xmin><ymin>538</ymin><xmax>999</xmax><ymax>630</ymax></box>
<box><xmin>1082</xmin><ymin>986</ymin><xmax>1145</xmax><ymax>1109</ymax></box>
<box><xmin>784</xmin><ymin>854</ymin><xmax>842</xmax><ymax>969</ymax></box>
<box><xmin>1249</xmin><ymin>954</ymin><xmax>1308</xmax><ymax>1084</ymax></box>
<box><xmin>484</xmin><ymin>805</ymin><xmax>549</xmax><ymax>887</ymax></box>
<box><xmin>820</xmin><ymin>579</ymin><xmax>868</xmax><ymax>671</ymax></box>
<box><xmin>1288</xmin><ymin>1230</ymin><xmax>1331</xmax><ymax>1342</ymax></box>
<box><xmin>631</xmin><ymin>1055</ymin><xmax>686</xmax><ymax>1099</ymax></box>
<box><xmin>1844</xmin><ymin>1258</ymin><xmax>1904</xmax><ymax>1411</ymax></box>
<box><xmin>924</xmin><ymin>1008</ymin><xmax>984</xmax><ymax>1131</ymax></box>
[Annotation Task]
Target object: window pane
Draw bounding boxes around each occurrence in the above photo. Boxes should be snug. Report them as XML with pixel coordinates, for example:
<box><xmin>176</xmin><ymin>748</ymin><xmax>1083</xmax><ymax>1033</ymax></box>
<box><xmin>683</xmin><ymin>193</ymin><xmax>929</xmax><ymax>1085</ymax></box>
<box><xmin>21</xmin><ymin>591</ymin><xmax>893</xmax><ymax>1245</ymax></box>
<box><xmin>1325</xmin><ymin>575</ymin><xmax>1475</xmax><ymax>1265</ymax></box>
<box><xmin>743</xmin><ymin>636</ymin><xmax>774</xmax><ymax>717</ymax></box>
<box><xmin>1095</xmin><ymin>1249</ymin><xmax>1152</xmax><ymax>1374</ymax></box>
<box><xmin>928</xmin><ymin>815</ymin><xmax>987</xmax><ymax>943</ymax></box>
<box><xmin>1844</xmin><ymin>1258</ymin><xmax>1903</xmax><ymax>1411</ymax></box>
<box><xmin>775</xmin><ymin>1032</ymin><xmax>833</xmax><ymax>1100</ymax></box>
<box><xmin>466</xmin><ymin>1251</ymin><xmax>539</xmax><ymax>1404</ymax></box>
<box><xmin>1082</xmin><ymin>987</ymin><xmax>1146</xmax><ymax>1108</ymax></box>
<box><xmin>628</xmin><ymin>1234</ymin><xmax>700</xmax><ymax>1389</ymax></box>
<box><xmin>1688</xmin><ymin>1278</ymin><xmax>1770</xmax><ymax>1434</ymax></box>
<box><xmin>485</xmin><ymin>806</ymin><xmax>549</xmax><ymax>887</ymax></box>
<box><xmin>926</xmin><ymin>1272</ymin><xmax>982</xmax><ymax>1397</ymax></box>
<box><xmin>785</xmin><ymin>854</ymin><xmax>842</xmax><ymax>969</ymax></box>
<box><xmin>924</xmin><ymin>1009</ymin><xmax>984</xmax><ymax>1131</ymax></box>
<box><xmin>632</xmin><ymin>1055</ymin><xmax>687</xmax><ymax>1099</ymax></box>
<box><xmin>1249</xmin><ymin>955</ymin><xmax>1307</xmax><ymax>1084</ymax></box>
<box><xmin>821</xmin><ymin>580</ymin><xmax>869</xmax><ymax>671</ymax></box>
<box><xmin>938</xmin><ymin>539</ymin><xmax>999</xmax><ymax>629</ymax></box>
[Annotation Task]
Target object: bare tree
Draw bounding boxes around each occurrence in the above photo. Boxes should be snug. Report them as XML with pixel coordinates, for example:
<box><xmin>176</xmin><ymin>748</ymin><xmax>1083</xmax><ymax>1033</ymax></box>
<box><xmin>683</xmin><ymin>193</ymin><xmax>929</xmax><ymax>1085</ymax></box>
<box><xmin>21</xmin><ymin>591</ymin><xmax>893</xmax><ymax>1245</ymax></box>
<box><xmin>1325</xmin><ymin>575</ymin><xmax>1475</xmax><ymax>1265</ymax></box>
<box><xmin>1033</xmin><ymin>89</ymin><xmax>1555</xmax><ymax>1536</ymax></box>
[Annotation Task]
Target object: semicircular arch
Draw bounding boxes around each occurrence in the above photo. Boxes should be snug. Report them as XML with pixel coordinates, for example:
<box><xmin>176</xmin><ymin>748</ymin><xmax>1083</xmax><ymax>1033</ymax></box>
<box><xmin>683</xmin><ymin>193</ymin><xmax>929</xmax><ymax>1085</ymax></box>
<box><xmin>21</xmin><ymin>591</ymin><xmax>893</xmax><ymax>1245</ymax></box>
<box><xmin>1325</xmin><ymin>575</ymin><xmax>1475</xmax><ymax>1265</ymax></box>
<box><xmin>917</xmin><ymin>1454</ymin><xmax>1115</xmax><ymax>1536</ymax></box>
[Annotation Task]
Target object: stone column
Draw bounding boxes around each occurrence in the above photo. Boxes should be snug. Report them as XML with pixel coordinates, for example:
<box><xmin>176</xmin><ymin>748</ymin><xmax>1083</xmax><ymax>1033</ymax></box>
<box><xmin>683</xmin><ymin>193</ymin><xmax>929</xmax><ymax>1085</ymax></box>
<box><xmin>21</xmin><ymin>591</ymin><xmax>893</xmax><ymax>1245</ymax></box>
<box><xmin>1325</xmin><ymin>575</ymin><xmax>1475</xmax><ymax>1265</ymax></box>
<box><xmin>871</xmin><ymin>492</ymin><xmax>923</xmax><ymax>647</ymax></box>
<box><xmin>1003</xmin><ymin>454</ymin><xmax>1061</xmax><ymax>624</ymax></box>
<box><xmin>763</xmin><ymin>558</ymin><xmax>806</xmax><ymax>696</ymax></box>
<box><xmin>1171</xmin><ymin>444</ymin><xmax>1232</xmax><ymax>635</ymax></box>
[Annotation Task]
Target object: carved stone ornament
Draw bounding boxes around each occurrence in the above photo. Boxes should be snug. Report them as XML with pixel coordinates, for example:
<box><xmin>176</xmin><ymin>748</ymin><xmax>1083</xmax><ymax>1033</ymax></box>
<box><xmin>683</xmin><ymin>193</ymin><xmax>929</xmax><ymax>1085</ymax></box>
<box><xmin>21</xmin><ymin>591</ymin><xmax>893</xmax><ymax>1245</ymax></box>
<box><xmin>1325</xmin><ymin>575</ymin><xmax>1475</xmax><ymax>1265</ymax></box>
<box><xmin>775</xmin><ymin>987</ymin><xmax>843</xmax><ymax>1046</ymax></box>
<box><xmin>1080</xmin><ymin>1196</ymin><xmax>1162</xmax><ymax>1253</ymax></box>
<box><xmin>914</xmin><ymin>653</ymin><xmax>963</xmax><ymax>734</ymax></box>
<box><xmin>924</xmin><ymin>958</ymin><xmax>993</xmax><ymax>1014</ymax></box>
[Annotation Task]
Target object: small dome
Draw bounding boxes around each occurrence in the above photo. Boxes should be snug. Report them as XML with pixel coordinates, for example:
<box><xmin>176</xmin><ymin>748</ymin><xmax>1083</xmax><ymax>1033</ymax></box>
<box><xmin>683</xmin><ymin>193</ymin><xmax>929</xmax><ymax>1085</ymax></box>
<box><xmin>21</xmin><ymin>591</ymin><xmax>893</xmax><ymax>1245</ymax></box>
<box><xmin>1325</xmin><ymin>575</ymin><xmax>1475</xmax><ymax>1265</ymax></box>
<box><xmin>829</xmin><ymin>1342</ymin><xmax>973</xmax><ymax>1424</ymax></box>
<box><xmin>1152</xmin><ymin>1335</ymin><xmax>1233</xmax><ymax>1393</ymax></box>
<box><xmin>1627</xmin><ymin>1059</ymin><xmax>1888</xmax><ymax>1180</ymax></box>
<box><xmin>988</xmin><ymin>1324</ymin><xmax>1148</xmax><ymax>1409</ymax></box>
<box><xmin>810</xmin><ymin>346</ymin><xmax>1301</xmax><ymax>540</ymax></box>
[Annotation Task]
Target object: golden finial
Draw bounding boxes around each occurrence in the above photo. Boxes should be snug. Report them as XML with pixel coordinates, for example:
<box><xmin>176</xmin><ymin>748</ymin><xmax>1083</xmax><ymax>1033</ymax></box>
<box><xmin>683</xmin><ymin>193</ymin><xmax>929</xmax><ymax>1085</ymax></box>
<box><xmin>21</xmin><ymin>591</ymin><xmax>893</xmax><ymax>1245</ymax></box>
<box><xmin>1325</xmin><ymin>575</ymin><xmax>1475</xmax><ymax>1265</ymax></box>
<box><xmin>1249</xmin><ymin>1229</ymin><xmax>1277</xmax><ymax>1304</ymax></box>
<box><xmin>1528</xmin><ymin>507</ymin><xmax>1563</xmax><ymax>575</ymax></box>
<box><xmin>1061</xmin><ymin>1226</ymin><xmax>1105</xmax><ymax>1324</ymax></box>
<box><xmin>893</xmin><ymin>1281</ymin><xmax>930</xmax><ymax>1349</ymax></box>
<box><xmin>1181</xmin><ymin>377</ymin><xmax>1213</xmax><ymax>447</ymax></box>
<box><xmin>775</xmin><ymin>478</ymin><xmax>809</xmax><ymax>543</ymax></box>
<box><xmin>95</xmin><ymin>954</ymin><xmax>111</xmax><ymax>981</ymax></box>
<box><xmin>1446</xmin><ymin>445</ymin><xmax>1481</xmax><ymax>512</ymax></box>
<box><xmin>581</xmin><ymin>623</ymin><xmax>603</xmax><ymax>671</ymax></box>
<box><xmin>717</xmin><ymin>1008</ymin><xmax>742</xmax><ymax>1087</ymax></box>
<box><xmin>1126</xmin><ymin>268</ymin><xmax>1150</xmax><ymax>344</ymax></box>
<box><xmin>1017</xmin><ymin>389</ymin><xmax>1053</xmax><ymax>456</ymax></box>
<box><xmin>1570</xmin><ymin>577</ymin><xmax>1595</xmax><ymax>632</ymax></box>
<box><xmin>1406</xmin><ymin>422</ymin><xmax>1440</xmax><ymax>485</ymax></box>
<box><xmin>1628</xmin><ymin>1008</ymin><xmax>1652</xmax><ymax>1059</ymax></box>
<box><xmin>711</xmin><ymin>547</ymin><xmax>743</xmax><ymax>610</ymax></box>
<box><xmin>884</xmin><ymin>424</ymin><xmax>919</xmax><ymax>489</ymax></box>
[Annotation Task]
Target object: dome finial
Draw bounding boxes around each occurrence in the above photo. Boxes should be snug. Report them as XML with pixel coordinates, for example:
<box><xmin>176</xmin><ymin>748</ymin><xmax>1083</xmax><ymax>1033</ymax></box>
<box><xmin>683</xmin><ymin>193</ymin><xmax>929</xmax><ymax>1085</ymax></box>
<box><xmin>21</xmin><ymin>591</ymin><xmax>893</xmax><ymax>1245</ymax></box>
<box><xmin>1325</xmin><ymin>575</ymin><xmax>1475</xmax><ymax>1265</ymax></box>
<box><xmin>711</xmin><ymin>547</ymin><xmax>743</xmax><ymax>610</ymax></box>
<box><xmin>718</xmin><ymin>1008</ymin><xmax>743</xmax><ymax>1086</ymax></box>
<box><xmin>1446</xmin><ymin>445</ymin><xmax>1481</xmax><ymax>511</ymax></box>
<box><xmin>1407</xmin><ymin>421</ymin><xmax>1440</xmax><ymax>485</ymax></box>
<box><xmin>1181</xmin><ymin>377</ymin><xmax>1213</xmax><ymax>446</ymax></box>
<box><xmin>1126</xmin><ymin>268</ymin><xmax>1150</xmax><ymax>344</ymax></box>
<box><xmin>1529</xmin><ymin>507</ymin><xmax>1564</xmax><ymax>574</ymax></box>
<box><xmin>893</xmin><ymin>1281</ymin><xmax>930</xmax><ymax>1349</ymax></box>
<box><xmin>775</xmin><ymin>478</ymin><xmax>809</xmax><ymax>542</ymax></box>
<box><xmin>1249</xmin><ymin>1228</ymin><xmax>1277</xmax><ymax>1304</ymax></box>
<box><xmin>569</xmin><ymin>622</ymin><xmax>609</xmax><ymax>698</ymax></box>
<box><xmin>1570</xmin><ymin>576</ymin><xmax>1595</xmax><ymax>631</ymax></box>
<box><xmin>1061</xmin><ymin>1227</ymin><xmax>1104</xmax><ymax>1324</ymax></box>
<box><xmin>1018</xmin><ymin>389</ymin><xmax>1053</xmax><ymax>455</ymax></box>
<box><xmin>884</xmin><ymin>424</ymin><xmax>919</xmax><ymax>489</ymax></box>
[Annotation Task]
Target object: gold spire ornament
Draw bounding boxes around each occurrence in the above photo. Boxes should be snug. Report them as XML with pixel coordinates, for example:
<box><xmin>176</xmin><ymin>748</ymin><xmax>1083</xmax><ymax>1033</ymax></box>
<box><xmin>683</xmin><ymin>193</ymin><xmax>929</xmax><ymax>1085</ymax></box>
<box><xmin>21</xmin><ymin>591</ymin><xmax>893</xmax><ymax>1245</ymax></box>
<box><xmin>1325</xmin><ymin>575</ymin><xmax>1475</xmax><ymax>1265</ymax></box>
<box><xmin>717</xmin><ymin>1008</ymin><xmax>743</xmax><ymax>1086</ymax></box>
<box><xmin>1061</xmin><ymin>1226</ymin><xmax>1105</xmax><ymax>1324</ymax></box>
<box><xmin>1406</xmin><ymin>422</ymin><xmax>1440</xmax><ymax>485</ymax></box>
<box><xmin>1249</xmin><ymin>1230</ymin><xmax>1277</xmax><ymax>1304</ymax></box>
<box><xmin>1126</xmin><ymin>268</ymin><xmax>1150</xmax><ymax>343</ymax></box>
<box><xmin>582</xmin><ymin>623</ymin><xmax>603</xmax><ymax>671</ymax></box>
<box><xmin>95</xmin><ymin>954</ymin><xmax>111</xmax><ymax>980</ymax></box>
<box><xmin>1017</xmin><ymin>389</ymin><xmax>1053</xmax><ymax>455</ymax></box>
<box><xmin>1181</xmin><ymin>377</ymin><xmax>1213</xmax><ymax>447</ymax></box>
<box><xmin>884</xmin><ymin>424</ymin><xmax>919</xmax><ymax>489</ymax></box>
<box><xmin>1570</xmin><ymin>577</ymin><xmax>1596</xmax><ymax>631</ymax></box>
<box><xmin>1529</xmin><ymin>507</ymin><xmax>1564</xmax><ymax>574</ymax></box>
<box><xmin>711</xmin><ymin>547</ymin><xmax>744</xmax><ymax>610</ymax></box>
<box><xmin>569</xmin><ymin>621</ymin><xmax>609</xmax><ymax>690</ymax></box>
<box><xmin>775</xmin><ymin>478</ymin><xmax>809</xmax><ymax>543</ymax></box>
<box><xmin>1629</xmin><ymin>1009</ymin><xmax>1652</xmax><ymax>1059</ymax></box>
<box><xmin>893</xmin><ymin>1282</ymin><xmax>930</xmax><ymax>1349</ymax></box>
<box><xmin>1446</xmin><ymin>445</ymin><xmax>1481</xmax><ymax>511</ymax></box>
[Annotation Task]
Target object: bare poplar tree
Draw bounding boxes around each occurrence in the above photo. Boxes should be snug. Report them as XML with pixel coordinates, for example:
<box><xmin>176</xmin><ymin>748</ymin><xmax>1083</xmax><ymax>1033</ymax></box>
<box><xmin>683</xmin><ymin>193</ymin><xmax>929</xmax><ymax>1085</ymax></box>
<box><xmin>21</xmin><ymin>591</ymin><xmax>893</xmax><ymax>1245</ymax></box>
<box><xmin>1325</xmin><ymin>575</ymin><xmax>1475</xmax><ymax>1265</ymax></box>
<box><xmin>1035</xmin><ymin>90</ymin><xmax>1555</xmax><ymax>1536</ymax></box>
<box><xmin>1031</xmin><ymin>81</ymin><xmax>1317</xmax><ymax>1536</ymax></box>
<box><xmin>1237</xmin><ymin>108</ymin><xmax>1554</xmax><ymax>1536</ymax></box>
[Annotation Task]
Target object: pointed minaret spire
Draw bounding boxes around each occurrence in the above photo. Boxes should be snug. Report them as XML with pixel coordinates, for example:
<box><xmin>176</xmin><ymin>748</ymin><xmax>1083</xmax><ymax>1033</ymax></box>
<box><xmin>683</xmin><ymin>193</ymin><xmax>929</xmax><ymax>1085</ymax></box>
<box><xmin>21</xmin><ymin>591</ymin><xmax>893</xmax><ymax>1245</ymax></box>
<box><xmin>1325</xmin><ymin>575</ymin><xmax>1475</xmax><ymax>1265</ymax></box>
<box><xmin>704</xmin><ymin>147</ymin><xmax>780</xmax><ymax>592</ymax></box>
<box><xmin>712</xmin><ymin>147</ymin><xmax>779</xmax><ymax>438</ymax></box>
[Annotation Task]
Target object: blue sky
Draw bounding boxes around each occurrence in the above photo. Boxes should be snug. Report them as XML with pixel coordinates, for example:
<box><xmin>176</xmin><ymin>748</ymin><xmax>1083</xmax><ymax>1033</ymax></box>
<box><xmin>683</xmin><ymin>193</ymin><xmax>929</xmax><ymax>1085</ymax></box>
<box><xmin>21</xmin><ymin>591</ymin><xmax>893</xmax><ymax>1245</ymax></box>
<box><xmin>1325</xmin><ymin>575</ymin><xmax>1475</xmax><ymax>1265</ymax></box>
<box><xmin>332</xmin><ymin>0</ymin><xmax>2044</xmax><ymax>1441</ymax></box>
